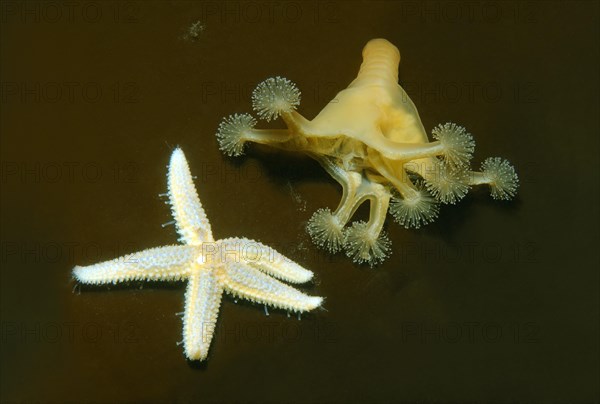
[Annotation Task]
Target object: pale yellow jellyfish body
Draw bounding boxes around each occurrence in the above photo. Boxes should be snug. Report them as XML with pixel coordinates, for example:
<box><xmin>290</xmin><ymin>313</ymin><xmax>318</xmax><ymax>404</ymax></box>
<box><xmin>216</xmin><ymin>38</ymin><xmax>518</xmax><ymax>266</ymax></box>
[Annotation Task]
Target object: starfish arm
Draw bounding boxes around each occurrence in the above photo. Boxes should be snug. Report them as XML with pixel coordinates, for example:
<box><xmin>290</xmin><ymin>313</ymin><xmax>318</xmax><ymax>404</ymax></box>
<box><xmin>222</xmin><ymin>263</ymin><xmax>323</xmax><ymax>313</ymax></box>
<box><xmin>73</xmin><ymin>245</ymin><xmax>196</xmax><ymax>284</ymax></box>
<box><xmin>182</xmin><ymin>269</ymin><xmax>223</xmax><ymax>361</ymax></box>
<box><xmin>216</xmin><ymin>238</ymin><xmax>315</xmax><ymax>283</ymax></box>
<box><xmin>168</xmin><ymin>148</ymin><xmax>214</xmax><ymax>245</ymax></box>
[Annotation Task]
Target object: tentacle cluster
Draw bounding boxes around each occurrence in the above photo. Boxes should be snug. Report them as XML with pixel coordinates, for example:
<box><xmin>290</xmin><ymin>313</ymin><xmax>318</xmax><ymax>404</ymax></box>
<box><xmin>251</xmin><ymin>76</ymin><xmax>301</xmax><ymax>122</ymax></box>
<box><xmin>344</xmin><ymin>221</ymin><xmax>391</xmax><ymax>266</ymax></box>
<box><xmin>480</xmin><ymin>157</ymin><xmax>519</xmax><ymax>200</ymax></box>
<box><xmin>306</xmin><ymin>208</ymin><xmax>345</xmax><ymax>253</ymax></box>
<box><xmin>216</xmin><ymin>113</ymin><xmax>256</xmax><ymax>157</ymax></box>
<box><xmin>389</xmin><ymin>185</ymin><xmax>439</xmax><ymax>229</ymax></box>
<box><xmin>424</xmin><ymin>161</ymin><xmax>471</xmax><ymax>205</ymax></box>
<box><xmin>432</xmin><ymin>122</ymin><xmax>475</xmax><ymax>168</ymax></box>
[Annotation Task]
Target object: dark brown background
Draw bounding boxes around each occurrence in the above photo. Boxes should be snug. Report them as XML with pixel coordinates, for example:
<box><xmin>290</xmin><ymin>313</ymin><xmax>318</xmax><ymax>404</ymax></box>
<box><xmin>1</xmin><ymin>1</ymin><xmax>598</xmax><ymax>403</ymax></box>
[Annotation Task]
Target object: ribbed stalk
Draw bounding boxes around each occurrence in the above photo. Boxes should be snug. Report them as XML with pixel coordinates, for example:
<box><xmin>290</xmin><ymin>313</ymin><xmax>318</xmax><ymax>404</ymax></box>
<box><xmin>352</xmin><ymin>38</ymin><xmax>400</xmax><ymax>87</ymax></box>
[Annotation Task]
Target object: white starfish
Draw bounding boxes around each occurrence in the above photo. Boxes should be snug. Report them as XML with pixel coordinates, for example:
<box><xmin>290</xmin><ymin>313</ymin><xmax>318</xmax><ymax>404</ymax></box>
<box><xmin>73</xmin><ymin>148</ymin><xmax>323</xmax><ymax>361</ymax></box>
